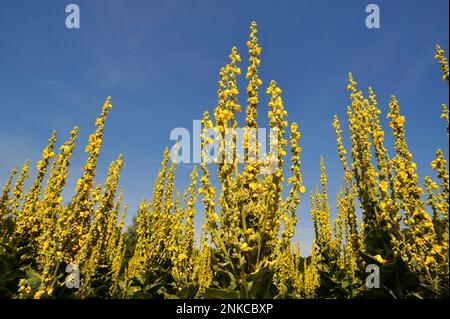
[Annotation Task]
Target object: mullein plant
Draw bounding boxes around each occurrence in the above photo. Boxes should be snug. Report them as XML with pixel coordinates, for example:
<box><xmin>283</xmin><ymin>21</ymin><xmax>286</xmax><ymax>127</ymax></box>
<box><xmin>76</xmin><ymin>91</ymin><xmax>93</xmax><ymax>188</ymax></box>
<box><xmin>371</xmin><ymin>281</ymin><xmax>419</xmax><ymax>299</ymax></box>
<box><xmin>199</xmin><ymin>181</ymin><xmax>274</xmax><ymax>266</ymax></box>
<box><xmin>197</xmin><ymin>21</ymin><xmax>307</xmax><ymax>299</ymax></box>
<box><xmin>0</xmin><ymin>23</ymin><xmax>448</xmax><ymax>299</ymax></box>
<box><xmin>125</xmin><ymin>145</ymin><xmax>211</xmax><ymax>298</ymax></box>
<box><xmin>0</xmin><ymin>96</ymin><xmax>130</xmax><ymax>299</ymax></box>
<box><xmin>0</xmin><ymin>167</ymin><xmax>17</xmax><ymax>232</ymax></box>
<box><xmin>307</xmin><ymin>46</ymin><xmax>448</xmax><ymax>298</ymax></box>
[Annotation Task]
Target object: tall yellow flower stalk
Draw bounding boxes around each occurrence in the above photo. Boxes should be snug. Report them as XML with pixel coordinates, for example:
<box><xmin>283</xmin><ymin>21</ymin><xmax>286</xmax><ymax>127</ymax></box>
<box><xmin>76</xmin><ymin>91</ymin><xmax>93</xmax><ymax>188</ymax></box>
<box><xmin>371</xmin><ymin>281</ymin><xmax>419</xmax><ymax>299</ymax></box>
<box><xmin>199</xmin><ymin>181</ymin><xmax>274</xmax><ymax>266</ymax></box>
<box><xmin>240</xmin><ymin>21</ymin><xmax>264</xmax><ymax>260</ymax></box>
<box><xmin>263</xmin><ymin>81</ymin><xmax>289</xmax><ymax>254</ymax></box>
<box><xmin>273</xmin><ymin>243</ymin><xmax>299</xmax><ymax>297</ymax></box>
<box><xmin>171</xmin><ymin>166</ymin><xmax>198</xmax><ymax>285</ymax></box>
<box><xmin>75</xmin><ymin>154</ymin><xmax>124</xmax><ymax>296</ymax></box>
<box><xmin>214</xmin><ymin>47</ymin><xmax>242</xmax><ymax>263</ymax></box>
<box><xmin>424</xmin><ymin>168</ymin><xmax>448</xmax><ymax>258</ymax></box>
<box><xmin>200</xmin><ymin>48</ymin><xmax>243</xmax><ymax>281</ymax></box>
<box><xmin>68</xmin><ymin>97</ymin><xmax>112</xmax><ymax>257</ymax></box>
<box><xmin>244</xmin><ymin>21</ymin><xmax>262</xmax><ymax>163</ymax></box>
<box><xmin>441</xmin><ymin>104</ymin><xmax>449</xmax><ymax>136</ymax></box>
<box><xmin>15</xmin><ymin>131</ymin><xmax>57</xmax><ymax>248</ymax></box>
<box><xmin>159</xmin><ymin>148</ymin><xmax>177</xmax><ymax>262</ymax></box>
<box><xmin>346</xmin><ymin>75</ymin><xmax>382</xmax><ymax>242</ymax></box>
<box><xmin>435</xmin><ymin>44</ymin><xmax>449</xmax><ymax>84</ymax></box>
<box><xmin>332</xmin><ymin>116</ymin><xmax>361</xmax><ymax>264</ymax></box>
<box><xmin>310</xmin><ymin>156</ymin><xmax>356</xmax><ymax>284</ymax></box>
<box><xmin>197</xmin><ymin>21</ymin><xmax>305</xmax><ymax>298</ymax></box>
<box><xmin>127</xmin><ymin>148</ymin><xmax>176</xmax><ymax>280</ymax></box>
<box><xmin>0</xmin><ymin>161</ymin><xmax>29</xmax><ymax>247</ymax></box>
<box><xmin>302</xmin><ymin>241</ymin><xmax>319</xmax><ymax>298</ymax></box>
<box><xmin>344</xmin><ymin>74</ymin><xmax>407</xmax><ymax>261</ymax></box>
<box><xmin>9</xmin><ymin>160</ymin><xmax>30</xmax><ymax>218</ymax></box>
<box><xmin>126</xmin><ymin>198</ymin><xmax>150</xmax><ymax>281</ymax></box>
<box><xmin>272</xmin><ymin>120</ymin><xmax>305</xmax><ymax>295</ymax></box>
<box><xmin>110</xmin><ymin>202</ymin><xmax>128</xmax><ymax>297</ymax></box>
<box><xmin>387</xmin><ymin>97</ymin><xmax>438</xmax><ymax>271</ymax></box>
<box><xmin>192</xmin><ymin>227</ymin><xmax>213</xmax><ymax>295</ymax></box>
<box><xmin>336</xmin><ymin>188</ymin><xmax>357</xmax><ymax>278</ymax></box>
<box><xmin>311</xmin><ymin>158</ymin><xmax>333</xmax><ymax>257</ymax></box>
<box><xmin>0</xmin><ymin>167</ymin><xmax>17</xmax><ymax>227</ymax></box>
<box><xmin>34</xmin><ymin>128</ymin><xmax>79</xmax><ymax>297</ymax></box>
<box><xmin>169</xmin><ymin>190</ymin><xmax>184</xmax><ymax>281</ymax></box>
<box><xmin>199</xmin><ymin>111</ymin><xmax>219</xmax><ymax>242</ymax></box>
<box><xmin>430</xmin><ymin>150</ymin><xmax>449</xmax><ymax>244</ymax></box>
<box><xmin>105</xmin><ymin>188</ymin><xmax>125</xmax><ymax>266</ymax></box>
<box><xmin>421</xmin><ymin>46</ymin><xmax>450</xmax><ymax>285</ymax></box>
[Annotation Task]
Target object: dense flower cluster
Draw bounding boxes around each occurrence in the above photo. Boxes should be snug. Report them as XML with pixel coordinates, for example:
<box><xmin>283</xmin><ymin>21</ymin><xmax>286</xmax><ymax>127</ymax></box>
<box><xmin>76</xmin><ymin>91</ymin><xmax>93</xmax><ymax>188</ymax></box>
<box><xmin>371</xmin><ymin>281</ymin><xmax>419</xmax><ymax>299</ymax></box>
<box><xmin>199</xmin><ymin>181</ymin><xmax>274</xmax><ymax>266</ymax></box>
<box><xmin>0</xmin><ymin>22</ymin><xmax>448</xmax><ymax>299</ymax></box>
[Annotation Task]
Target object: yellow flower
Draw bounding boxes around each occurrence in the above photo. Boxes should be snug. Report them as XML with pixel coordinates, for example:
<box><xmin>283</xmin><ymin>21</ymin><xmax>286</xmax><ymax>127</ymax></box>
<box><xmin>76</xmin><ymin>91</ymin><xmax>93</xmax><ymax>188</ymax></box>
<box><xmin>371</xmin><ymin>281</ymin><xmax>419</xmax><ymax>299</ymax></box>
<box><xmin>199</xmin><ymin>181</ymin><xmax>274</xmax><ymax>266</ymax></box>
<box><xmin>241</xmin><ymin>242</ymin><xmax>251</xmax><ymax>252</ymax></box>
<box><xmin>398</xmin><ymin>171</ymin><xmax>408</xmax><ymax>180</ymax></box>
<box><xmin>431</xmin><ymin>160</ymin><xmax>438</xmax><ymax>170</ymax></box>
<box><xmin>43</xmin><ymin>148</ymin><xmax>55</xmax><ymax>160</ymax></box>
<box><xmin>379</xmin><ymin>180</ymin><xmax>388</xmax><ymax>193</ymax></box>
<box><xmin>425</xmin><ymin>255</ymin><xmax>435</xmax><ymax>265</ymax></box>
<box><xmin>373</xmin><ymin>255</ymin><xmax>387</xmax><ymax>264</ymax></box>
<box><xmin>291</xmin><ymin>123</ymin><xmax>298</xmax><ymax>132</ymax></box>
<box><xmin>432</xmin><ymin>245</ymin><xmax>442</xmax><ymax>255</ymax></box>
<box><xmin>395</xmin><ymin>116</ymin><xmax>405</xmax><ymax>127</ymax></box>
<box><xmin>34</xmin><ymin>290</ymin><xmax>46</xmax><ymax>299</ymax></box>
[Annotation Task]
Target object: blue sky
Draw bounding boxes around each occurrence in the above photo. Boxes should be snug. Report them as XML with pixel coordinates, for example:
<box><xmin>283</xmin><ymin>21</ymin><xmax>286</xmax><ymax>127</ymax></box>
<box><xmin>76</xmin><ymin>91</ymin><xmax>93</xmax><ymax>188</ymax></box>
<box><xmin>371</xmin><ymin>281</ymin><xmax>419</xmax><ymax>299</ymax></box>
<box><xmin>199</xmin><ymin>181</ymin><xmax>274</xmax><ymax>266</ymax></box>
<box><xmin>0</xmin><ymin>0</ymin><xmax>448</xmax><ymax>255</ymax></box>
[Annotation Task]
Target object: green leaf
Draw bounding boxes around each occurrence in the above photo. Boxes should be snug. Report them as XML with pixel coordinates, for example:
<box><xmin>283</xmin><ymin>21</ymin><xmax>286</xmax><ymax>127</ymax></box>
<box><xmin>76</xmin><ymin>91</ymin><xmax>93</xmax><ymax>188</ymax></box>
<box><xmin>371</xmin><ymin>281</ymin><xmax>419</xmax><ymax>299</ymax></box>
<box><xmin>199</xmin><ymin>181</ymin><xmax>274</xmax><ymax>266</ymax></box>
<box><xmin>203</xmin><ymin>288</ymin><xmax>240</xmax><ymax>299</ymax></box>
<box><xmin>246</xmin><ymin>266</ymin><xmax>274</xmax><ymax>299</ymax></box>
<box><xmin>178</xmin><ymin>283</ymin><xmax>198</xmax><ymax>299</ymax></box>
